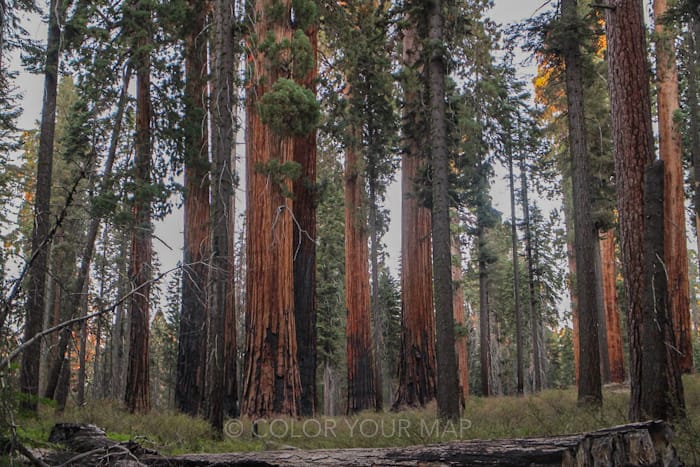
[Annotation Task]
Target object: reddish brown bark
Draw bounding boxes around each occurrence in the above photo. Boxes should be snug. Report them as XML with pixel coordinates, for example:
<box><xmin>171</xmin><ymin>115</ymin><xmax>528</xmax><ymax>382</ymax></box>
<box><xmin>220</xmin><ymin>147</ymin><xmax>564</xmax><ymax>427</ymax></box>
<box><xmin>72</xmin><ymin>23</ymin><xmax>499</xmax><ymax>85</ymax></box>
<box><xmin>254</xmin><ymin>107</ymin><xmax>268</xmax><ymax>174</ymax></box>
<box><xmin>393</xmin><ymin>23</ymin><xmax>437</xmax><ymax>410</ymax></box>
<box><xmin>176</xmin><ymin>0</ymin><xmax>210</xmax><ymax>416</ymax></box>
<box><xmin>242</xmin><ymin>0</ymin><xmax>301</xmax><ymax>417</ymax></box>
<box><xmin>605</xmin><ymin>0</ymin><xmax>684</xmax><ymax>420</ymax></box>
<box><xmin>125</xmin><ymin>16</ymin><xmax>152</xmax><ymax>413</ymax></box>
<box><xmin>345</xmin><ymin>133</ymin><xmax>376</xmax><ymax>414</ymax></box>
<box><xmin>600</xmin><ymin>229</ymin><xmax>625</xmax><ymax>383</ymax></box>
<box><xmin>653</xmin><ymin>0</ymin><xmax>693</xmax><ymax>373</ymax></box>
<box><xmin>293</xmin><ymin>24</ymin><xmax>318</xmax><ymax>417</ymax></box>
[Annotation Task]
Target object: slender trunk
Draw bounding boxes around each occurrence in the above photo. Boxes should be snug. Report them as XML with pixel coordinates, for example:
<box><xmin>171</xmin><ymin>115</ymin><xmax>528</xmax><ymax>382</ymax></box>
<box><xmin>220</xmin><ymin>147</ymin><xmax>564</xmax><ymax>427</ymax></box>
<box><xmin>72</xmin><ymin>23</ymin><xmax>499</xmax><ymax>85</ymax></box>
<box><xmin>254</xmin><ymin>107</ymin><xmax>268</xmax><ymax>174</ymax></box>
<box><xmin>208</xmin><ymin>0</ymin><xmax>237</xmax><ymax>430</ymax></box>
<box><xmin>345</xmin><ymin>132</ymin><xmax>375</xmax><ymax>414</ymax></box>
<box><xmin>428</xmin><ymin>0</ymin><xmax>460</xmax><ymax>419</ymax></box>
<box><xmin>478</xmin><ymin>227</ymin><xmax>492</xmax><ymax>396</ymax></box>
<box><xmin>593</xmin><ymin>236</ymin><xmax>611</xmax><ymax>383</ymax></box>
<box><xmin>600</xmin><ymin>229</ymin><xmax>625</xmax><ymax>382</ymax></box>
<box><xmin>176</xmin><ymin>0</ymin><xmax>210</xmax><ymax>417</ymax></box>
<box><xmin>519</xmin><ymin>159</ymin><xmax>542</xmax><ymax>392</ymax></box>
<box><xmin>451</xmin><ymin>224</ymin><xmax>469</xmax><ymax>406</ymax></box>
<box><xmin>242</xmin><ymin>0</ymin><xmax>301</xmax><ymax>417</ymax></box>
<box><xmin>20</xmin><ymin>0</ymin><xmax>62</xmax><ymax>410</ymax></box>
<box><xmin>506</xmin><ymin>135</ymin><xmax>524</xmax><ymax>396</ymax></box>
<box><xmin>654</xmin><ymin>0</ymin><xmax>692</xmax><ymax>374</ymax></box>
<box><xmin>605</xmin><ymin>0</ymin><xmax>684</xmax><ymax>420</ymax></box>
<box><xmin>394</xmin><ymin>22</ymin><xmax>437</xmax><ymax>410</ymax></box>
<box><xmin>562</xmin><ymin>0</ymin><xmax>601</xmax><ymax>406</ymax></box>
<box><xmin>77</xmin><ymin>279</ymin><xmax>89</xmax><ymax>405</ymax></box>
<box><xmin>293</xmin><ymin>22</ymin><xmax>318</xmax><ymax>417</ymax></box>
<box><xmin>125</xmin><ymin>10</ymin><xmax>153</xmax><ymax>412</ymax></box>
<box><xmin>689</xmin><ymin>20</ymin><xmax>700</xmax><ymax>280</ymax></box>
<box><xmin>369</xmin><ymin>191</ymin><xmax>384</xmax><ymax>412</ymax></box>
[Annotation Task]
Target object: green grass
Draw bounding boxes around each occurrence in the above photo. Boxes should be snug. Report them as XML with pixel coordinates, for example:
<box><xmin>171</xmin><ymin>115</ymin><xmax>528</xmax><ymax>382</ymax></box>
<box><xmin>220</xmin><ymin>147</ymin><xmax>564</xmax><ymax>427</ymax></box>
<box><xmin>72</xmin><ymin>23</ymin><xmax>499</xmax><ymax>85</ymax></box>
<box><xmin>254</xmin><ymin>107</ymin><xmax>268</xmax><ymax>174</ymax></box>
<box><xmin>11</xmin><ymin>374</ymin><xmax>700</xmax><ymax>464</ymax></box>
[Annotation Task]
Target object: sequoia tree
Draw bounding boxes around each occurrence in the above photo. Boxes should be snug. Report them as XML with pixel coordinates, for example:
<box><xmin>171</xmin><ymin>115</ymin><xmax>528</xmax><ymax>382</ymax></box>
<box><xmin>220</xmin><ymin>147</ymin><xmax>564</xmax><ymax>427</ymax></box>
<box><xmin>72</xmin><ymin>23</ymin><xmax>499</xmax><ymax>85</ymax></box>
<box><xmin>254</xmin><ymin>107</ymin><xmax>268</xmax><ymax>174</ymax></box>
<box><xmin>175</xmin><ymin>0</ymin><xmax>210</xmax><ymax>416</ymax></box>
<box><xmin>393</xmin><ymin>20</ymin><xmax>437</xmax><ymax>410</ymax></box>
<box><xmin>241</xmin><ymin>0</ymin><xmax>313</xmax><ymax>417</ymax></box>
<box><xmin>653</xmin><ymin>0</ymin><xmax>692</xmax><ymax>373</ymax></box>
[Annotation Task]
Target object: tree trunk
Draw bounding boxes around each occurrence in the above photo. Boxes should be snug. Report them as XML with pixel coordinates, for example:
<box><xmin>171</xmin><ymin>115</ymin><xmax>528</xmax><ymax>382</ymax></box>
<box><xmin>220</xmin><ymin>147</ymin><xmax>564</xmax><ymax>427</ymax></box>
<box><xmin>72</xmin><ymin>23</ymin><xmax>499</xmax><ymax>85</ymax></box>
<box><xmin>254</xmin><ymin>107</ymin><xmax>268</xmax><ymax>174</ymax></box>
<box><xmin>207</xmin><ymin>0</ymin><xmax>238</xmax><ymax>430</ymax></box>
<box><xmin>689</xmin><ymin>20</ymin><xmax>700</xmax><ymax>284</ymax></box>
<box><xmin>241</xmin><ymin>0</ymin><xmax>301</xmax><ymax>418</ymax></box>
<box><xmin>604</xmin><ymin>0</ymin><xmax>684</xmax><ymax>421</ymax></box>
<box><xmin>642</xmin><ymin>161</ymin><xmax>685</xmax><ymax>420</ymax></box>
<box><xmin>478</xmin><ymin>226</ymin><xmax>492</xmax><ymax>396</ymax></box>
<box><xmin>592</xmin><ymin>236</ymin><xmax>610</xmax><ymax>383</ymax></box>
<box><xmin>599</xmin><ymin>229</ymin><xmax>625</xmax><ymax>383</ymax></box>
<box><xmin>77</xmin><ymin>279</ymin><xmax>89</xmax><ymax>405</ymax></box>
<box><xmin>394</xmin><ymin>22</ymin><xmax>437</xmax><ymax>410</ymax></box>
<box><xmin>506</xmin><ymin>133</ymin><xmax>524</xmax><ymax>396</ymax></box>
<box><xmin>176</xmin><ymin>0</ymin><xmax>210</xmax><ymax>417</ymax></box>
<box><xmin>564</xmin><ymin>199</ymin><xmax>580</xmax><ymax>384</ymax></box>
<box><xmin>124</xmin><ymin>5</ymin><xmax>153</xmax><ymax>412</ymax></box>
<box><xmin>20</xmin><ymin>0</ymin><xmax>62</xmax><ymax>411</ymax></box>
<box><xmin>293</xmin><ymin>21</ymin><xmax>318</xmax><ymax>417</ymax></box>
<box><xmin>654</xmin><ymin>0</ymin><xmax>693</xmax><ymax>374</ymax></box>
<box><xmin>451</xmin><ymin>224</ymin><xmax>469</xmax><ymax>406</ymax></box>
<box><xmin>369</xmin><ymin>192</ymin><xmax>384</xmax><ymax>412</ymax></box>
<box><xmin>428</xmin><ymin>0</ymin><xmax>460</xmax><ymax>419</ymax></box>
<box><xmin>519</xmin><ymin>158</ymin><xmax>543</xmax><ymax>392</ymax></box>
<box><xmin>562</xmin><ymin>0</ymin><xmax>602</xmax><ymax>406</ymax></box>
<box><xmin>345</xmin><ymin>132</ymin><xmax>376</xmax><ymax>414</ymax></box>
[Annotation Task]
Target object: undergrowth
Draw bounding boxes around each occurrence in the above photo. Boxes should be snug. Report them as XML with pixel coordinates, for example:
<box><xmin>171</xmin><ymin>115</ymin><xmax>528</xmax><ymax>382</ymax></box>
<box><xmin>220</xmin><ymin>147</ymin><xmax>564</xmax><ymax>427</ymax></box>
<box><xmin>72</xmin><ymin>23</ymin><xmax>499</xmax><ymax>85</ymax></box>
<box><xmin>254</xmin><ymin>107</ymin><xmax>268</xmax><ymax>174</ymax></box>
<box><xmin>10</xmin><ymin>374</ymin><xmax>700</xmax><ymax>464</ymax></box>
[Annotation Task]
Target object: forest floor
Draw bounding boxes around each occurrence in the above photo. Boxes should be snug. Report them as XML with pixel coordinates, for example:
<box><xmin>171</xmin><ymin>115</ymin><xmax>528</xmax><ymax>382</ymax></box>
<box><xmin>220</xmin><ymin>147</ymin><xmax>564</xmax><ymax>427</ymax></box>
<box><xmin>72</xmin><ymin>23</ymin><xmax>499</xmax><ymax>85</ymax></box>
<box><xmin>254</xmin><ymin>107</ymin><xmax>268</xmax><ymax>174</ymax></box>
<box><xmin>14</xmin><ymin>374</ymin><xmax>700</xmax><ymax>465</ymax></box>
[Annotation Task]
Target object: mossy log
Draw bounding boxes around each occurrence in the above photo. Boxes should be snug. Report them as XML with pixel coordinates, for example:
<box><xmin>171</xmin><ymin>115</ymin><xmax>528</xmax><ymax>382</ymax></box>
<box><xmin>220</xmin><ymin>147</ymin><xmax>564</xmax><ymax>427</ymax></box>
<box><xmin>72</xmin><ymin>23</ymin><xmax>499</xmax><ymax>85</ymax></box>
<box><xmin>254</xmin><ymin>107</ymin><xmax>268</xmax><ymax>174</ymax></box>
<box><xmin>44</xmin><ymin>420</ymin><xmax>679</xmax><ymax>466</ymax></box>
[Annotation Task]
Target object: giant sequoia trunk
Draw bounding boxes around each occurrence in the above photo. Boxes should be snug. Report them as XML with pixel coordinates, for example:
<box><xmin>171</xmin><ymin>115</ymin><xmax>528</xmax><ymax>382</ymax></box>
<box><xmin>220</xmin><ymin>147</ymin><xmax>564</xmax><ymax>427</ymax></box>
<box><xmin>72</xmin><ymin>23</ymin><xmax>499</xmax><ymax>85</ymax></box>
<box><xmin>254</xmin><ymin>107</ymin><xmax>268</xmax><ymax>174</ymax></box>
<box><xmin>242</xmin><ymin>0</ymin><xmax>301</xmax><ymax>417</ymax></box>
<box><xmin>125</xmin><ymin>13</ymin><xmax>153</xmax><ymax>413</ymax></box>
<box><xmin>19</xmin><ymin>0</ymin><xmax>62</xmax><ymax>410</ymax></box>
<box><xmin>393</xmin><ymin>22</ymin><xmax>437</xmax><ymax>410</ymax></box>
<box><xmin>605</xmin><ymin>0</ymin><xmax>684</xmax><ymax>420</ymax></box>
<box><xmin>600</xmin><ymin>229</ymin><xmax>625</xmax><ymax>383</ymax></box>
<box><xmin>345</xmin><ymin>137</ymin><xmax>376</xmax><ymax>414</ymax></box>
<box><xmin>207</xmin><ymin>0</ymin><xmax>237</xmax><ymax>430</ymax></box>
<box><xmin>176</xmin><ymin>0</ymin><xmax>210</xmax><ymax>417</ymax></box>
<box><xmin>451</xmin><ymin>225</ymin><xmax>469</xmax><ymax>406</ymax></box>
<box><xmin>427</xmin><ymin>0</ymin><xmax>460</xmax><ymax>419</ymax></box>
<box><xmin>562</xmin><ymin>0</ymin><xmax>601</xmax><ymax>406</ymax></box>
<box><xmin>653</xmin><ymin>0</ymin><xmax>693</xmax><ymax>374</ymax></box>
<box><xmin>293</xmin><ymin>23</ymin><xmax>318</xmax><ymax>417</ymax></box>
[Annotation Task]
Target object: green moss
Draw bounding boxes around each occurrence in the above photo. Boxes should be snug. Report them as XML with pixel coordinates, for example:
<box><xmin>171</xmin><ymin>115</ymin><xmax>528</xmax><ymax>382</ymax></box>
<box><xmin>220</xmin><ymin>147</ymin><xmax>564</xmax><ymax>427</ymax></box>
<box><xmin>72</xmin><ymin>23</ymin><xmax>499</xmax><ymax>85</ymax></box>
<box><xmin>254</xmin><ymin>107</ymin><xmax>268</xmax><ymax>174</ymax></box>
<box><xmin>259</xmin><ymin>78</ymin><xmax>319</xmax><ymax>136</ymax></box>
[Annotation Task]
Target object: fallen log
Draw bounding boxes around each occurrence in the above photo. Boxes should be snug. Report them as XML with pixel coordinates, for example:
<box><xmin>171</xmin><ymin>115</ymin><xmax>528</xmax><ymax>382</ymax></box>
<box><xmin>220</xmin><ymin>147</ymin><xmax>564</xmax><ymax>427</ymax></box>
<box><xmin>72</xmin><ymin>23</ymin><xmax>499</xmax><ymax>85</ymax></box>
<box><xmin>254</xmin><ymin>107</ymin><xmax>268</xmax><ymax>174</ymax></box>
<box><xmin>44</xmin><ymin>420</ymin><xmax>680</xmax><ymax>466</ymax></box>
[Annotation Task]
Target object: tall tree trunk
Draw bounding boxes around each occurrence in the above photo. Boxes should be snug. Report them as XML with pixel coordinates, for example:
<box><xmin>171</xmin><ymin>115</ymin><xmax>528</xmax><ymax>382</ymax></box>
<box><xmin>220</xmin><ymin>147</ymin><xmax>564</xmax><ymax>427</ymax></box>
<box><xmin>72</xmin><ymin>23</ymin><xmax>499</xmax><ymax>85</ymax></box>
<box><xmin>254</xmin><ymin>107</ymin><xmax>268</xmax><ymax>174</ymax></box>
<box><xmin>519</xmin><ymin>158</ymin><xmax>542</xmax><ymax>392</ymax></box>
<box><xmin>394</xmin><ymin>22</ymin><xmax>437</xmax><ymax>410</ymax></box>
<box><xmin>293</xmin><ymin>20</ymin><xmax>318</xmax><ymax>418</ymax></box>
<box><xmin>689</xmin><ymin>20</ymin><xmax>700</xmax><ymax>279</ymax></box>
<box><xmin>427</xmin><ymin>0</ymin><xmax>460</xmax><ymax>419</ymax></box>
<box><xmin>369</xmin><ymin>193</ymin><xmax>383</xmax><ymax>412</ymax></box>
<box><xmin>124</xmin><ymin>6</ymin><xmax>153</xmax><ymax>412</ymax></box>
<box><xmin>345</xmin><ymin>132</ymin><xmax>376</xmax><ymax>414</ymax></box>
<box><xmin>562</xmin><ymin>0</ymin><xmax>602</xmax><ymax>406</ymax></box>
<box><xmin>20</xmin><ymin>0</ymin><xmax>62</xmax><ymax>411</ymax></box>
<box><xmin>241</xmin><ymin>0</ymin><xmax>301</xmax><ymax>417</ymax></box>
<box><xmin>208</xmin><ymin>0</ymin><xmax>237</xmax><ymax>430</ymax></box>
<box><xmin>506</xmin><ymin>133</ymin><xmax>524</xmax><ymax>396</ymax></box>
<box><xmin>176</xmin><ymin>0</ymin><xmax>210</xmax><ymax>417</ymax></box>
<box><xmin>593</xmin><ymin>236</ymin><xmax>611</xmax><ymax>383</ymax></box>
<box><xmin>654</xmin><ymin>0</ymin><xmax>693</xmax><ymax>374</ymax></box>
<box><xmin>605</xmin><ymin>0</ymin><xmax>684</xmax><ymax>421</ymax></box>
<box><xmin>478</xmin><ymin>226</ymin><xmax>492</xmax><ymax>396</ymax></box>
<box><xmin>600</xmin><ymin>229</ymin><xmax>625</xmax><ymax>383</ymax></box>
<box><xmin>77</xmin><ymin>279</ymin><xmax>89</xmax><ymax>405</ymax></box>
<box><xmin>451</xmin><ymin>224</ymin><xmax>469</xmax><ymax>406</ymax></box>
<box><xmin>563</xmin><ymin>186</ymin><xmax>580</xmax><ymax>384</ymax></box>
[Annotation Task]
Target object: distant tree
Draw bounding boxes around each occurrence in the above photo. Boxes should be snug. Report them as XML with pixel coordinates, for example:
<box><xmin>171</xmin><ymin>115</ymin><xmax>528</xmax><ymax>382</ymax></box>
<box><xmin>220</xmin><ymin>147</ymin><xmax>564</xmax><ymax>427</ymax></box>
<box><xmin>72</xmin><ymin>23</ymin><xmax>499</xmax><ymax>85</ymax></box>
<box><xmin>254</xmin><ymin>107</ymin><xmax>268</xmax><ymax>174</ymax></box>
<box><xmin>561</xmin><ymin>0</ymin><xmax>601</xmax><ymax>406</ymax></box>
